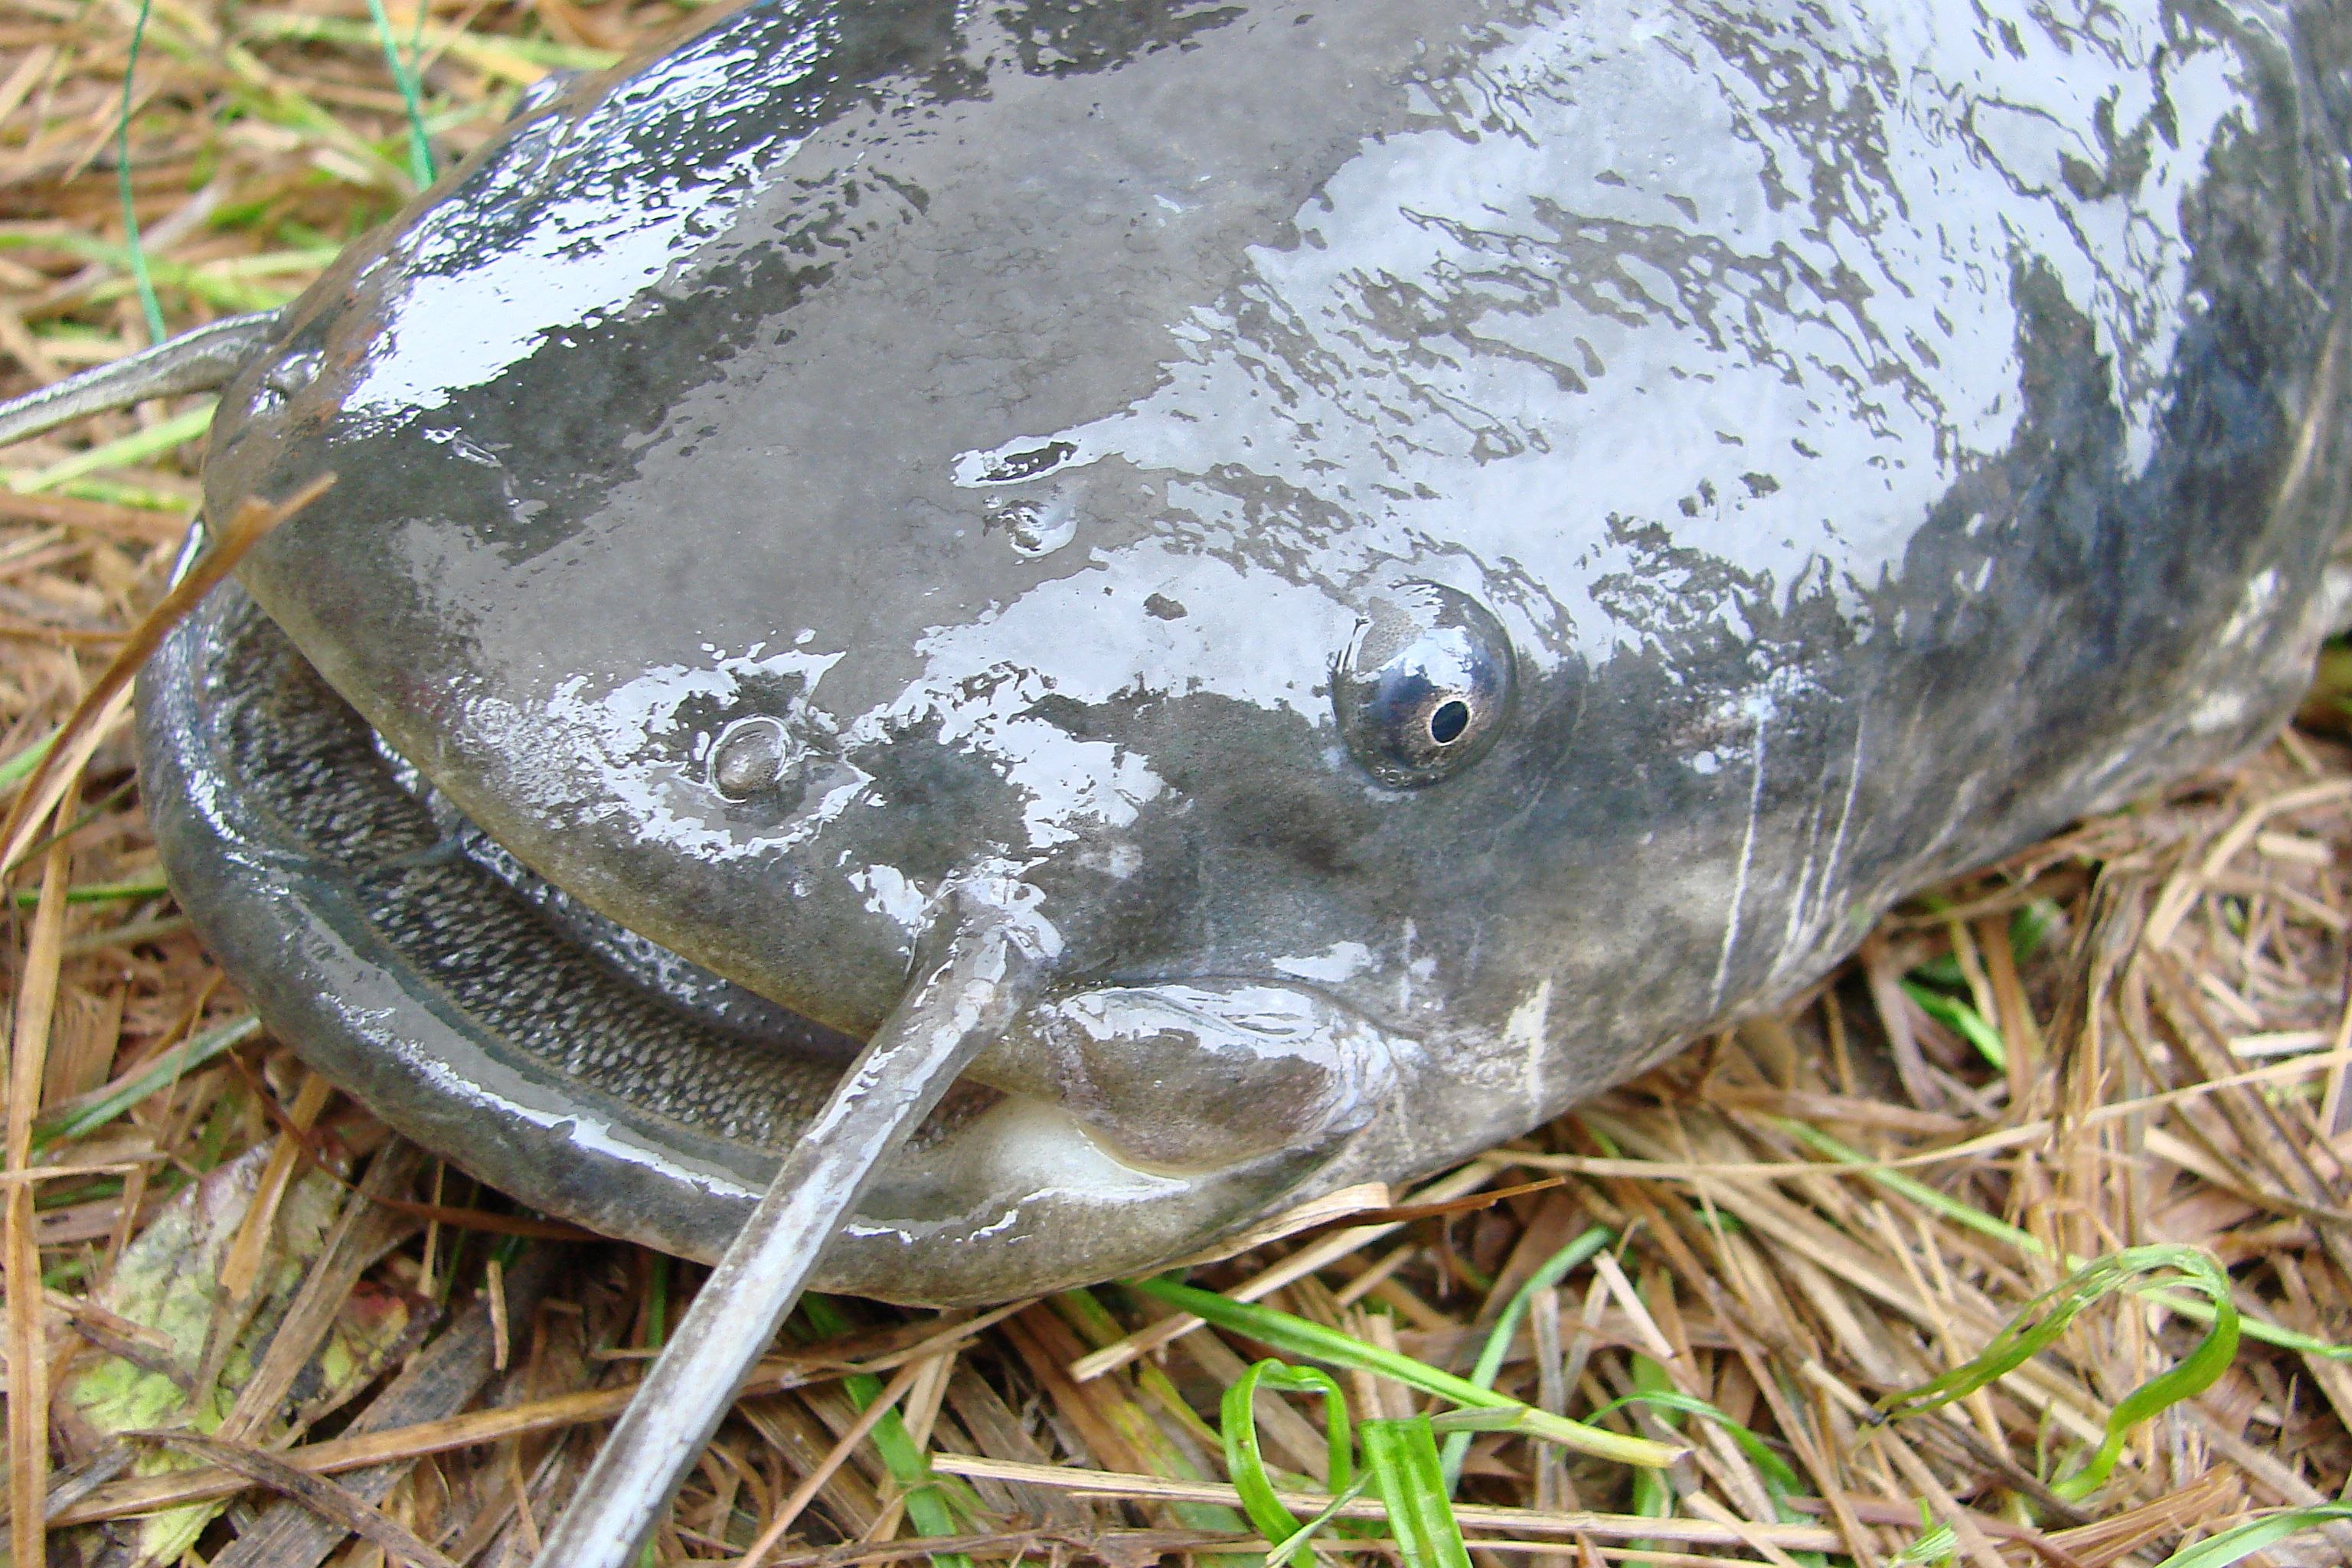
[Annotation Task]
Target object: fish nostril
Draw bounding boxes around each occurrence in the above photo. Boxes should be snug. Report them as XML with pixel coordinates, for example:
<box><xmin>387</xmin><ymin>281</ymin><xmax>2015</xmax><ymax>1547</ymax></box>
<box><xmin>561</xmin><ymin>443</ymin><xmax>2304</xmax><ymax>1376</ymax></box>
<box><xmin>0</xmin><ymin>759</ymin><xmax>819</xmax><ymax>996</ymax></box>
<box><xmin>708</xmin><ymin>716</ymin><xmax>798</xmax><ymax>800</ymax></box>
<box><xmin>264</xmin><ymin>350</ymin><xmax>322</xmax><ymax>400</ymax></box>
<box><xmin>1429</xmin><ymin>699</ymin><xmax>1471</xmax><ymax>746</ymax></box>
<box><xmin>990</xmin><ymin>495</ymin><xmax>1078</xmax><ymax>558</ymax></box>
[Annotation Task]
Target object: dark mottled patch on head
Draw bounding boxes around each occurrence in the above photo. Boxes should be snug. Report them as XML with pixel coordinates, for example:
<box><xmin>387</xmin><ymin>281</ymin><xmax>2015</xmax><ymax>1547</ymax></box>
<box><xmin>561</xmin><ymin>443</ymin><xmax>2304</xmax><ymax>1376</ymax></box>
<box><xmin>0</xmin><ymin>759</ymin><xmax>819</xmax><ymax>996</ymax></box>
<box><xmin>1219</xmin><ymin>780</ymin><xmax>1361</xmax><ymax>879</ymax></box>
<box><xmin>1144</xmin><ymin>593</ymin><xmax>1187</xmax><ymax>620</ymax></box>
<box><xmin>1022</xmin><ymin>691</ymin><xmax>1104</xmax><ymax>737</ymax></box>
<box><xmin>996</xmin><ymin>0</ymin><xmax>1245</xmax><ymax>77</ymax></box>
<box><xmin>858</xmin><ymin>713</ymin><xmax>1027</xmax><ymax>883</ymax></box>
<box><xmin>971</xmin><ymin>440</ymin><xmax>1078</xmax><ymax>482</ymax></box>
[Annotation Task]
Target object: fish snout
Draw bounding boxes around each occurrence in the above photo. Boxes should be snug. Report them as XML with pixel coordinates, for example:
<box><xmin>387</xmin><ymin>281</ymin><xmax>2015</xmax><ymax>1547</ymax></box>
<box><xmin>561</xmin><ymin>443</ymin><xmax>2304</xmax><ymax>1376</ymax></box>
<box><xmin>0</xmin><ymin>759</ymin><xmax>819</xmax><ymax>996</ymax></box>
<box><xmin>969</xmin><ymin>978</ymin><xmax>1402</xmax><ymax>1174</ymax></box>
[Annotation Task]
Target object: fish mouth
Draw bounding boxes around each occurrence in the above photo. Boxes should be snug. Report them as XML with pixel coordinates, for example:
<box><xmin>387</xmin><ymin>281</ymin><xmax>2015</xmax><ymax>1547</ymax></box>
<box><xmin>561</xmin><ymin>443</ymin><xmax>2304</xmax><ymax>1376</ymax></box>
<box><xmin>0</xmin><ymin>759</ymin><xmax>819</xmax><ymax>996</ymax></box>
<box><xmin>136</xmin><ymin>581</ymin><xmax>1373</xmax><ymax>1305</ymax></box>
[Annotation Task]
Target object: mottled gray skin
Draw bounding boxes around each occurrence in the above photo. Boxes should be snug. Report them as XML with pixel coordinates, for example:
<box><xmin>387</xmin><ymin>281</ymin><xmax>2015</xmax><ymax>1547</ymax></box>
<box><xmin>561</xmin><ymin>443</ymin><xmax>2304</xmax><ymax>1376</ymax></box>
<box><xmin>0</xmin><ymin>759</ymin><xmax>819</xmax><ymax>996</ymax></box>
<box><xmin>146</xmin><ymin>0</ymin><xmax>2352</xmax><ymax>1304</ymax></box>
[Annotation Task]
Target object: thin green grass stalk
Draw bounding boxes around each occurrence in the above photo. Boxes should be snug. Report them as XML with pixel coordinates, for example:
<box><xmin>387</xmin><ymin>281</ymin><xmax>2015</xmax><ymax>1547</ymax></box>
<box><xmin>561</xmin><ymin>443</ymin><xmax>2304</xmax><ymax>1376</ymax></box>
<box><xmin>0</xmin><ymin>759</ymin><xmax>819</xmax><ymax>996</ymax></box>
<box><xmin>31</xmin><ymin>1015</ymin><xmax>260</xmax><ymax>1151</ymax></box>
<box><xmin>79</xmin><ymin>275</ymin><xmax>299</xmax><ymax>315</ymax></box>
<box><xmin>1894</xmin><ymin>1501</ymin><xmax>1957</xmax><ymax>1566</ymax></box>
<box><xmin>1439</xmin><ymin>1225</ymin><xmax>1612</xmax><ymax>1491</ymax></box>
<box><xmin>1586</xmin><ymin>1387</ymin><xmax>1827</xmax><ymax>1565</ymax></box>
<box><xmin>0</xmin><ymin>730</ymin><xmax>55</xmax><ymax>791</ymax></box>
<box><xmin>1130</xmin><ymin>1275</ymin><xmax>1681</xmax><ymax>1468</ymax></box>
<box><xmin>407</xmin><ymin>0</ymin><xmax>430</xmax><ymax>83</ymax></box>
<box><xmin>47</xmin><ymin>477</ymin><xmax>197</xmax><ymax>512</ymax></box>
<box><xmin>33</xmin><ymin>1172</ymin><xmax>125</xmax><ymax>1209</ymax></box>
<box><xmin>235</xmin><ymin>12</ymin><xmax>620</xmax><ymax>75</ymax></box>
<box><xmin>1779</xmin><ymin>1119</ymin><xmax>2352</xmax><ymax>1362</ymax></box>
<box><xmin>1057</xmin><ymin>1286</ymin><xmax>1226</xmax><ymax>1455</ymax></box>
<box><xmin>1877</xmin><ymin>1245</ymin><xmax>2239</xmax><ymax>1501</ymax></box>
<box><xmin>8</xmin><ymin>776</ymin><xmax>140</xmax><ymax>879</ymax></box>
<box><xmin>1052</xmin><ymin>1289</ymin><xmax>1250</xmax><ymax>1543</ymax></box>
<box><xmin>211</xmin><ymin>43</ymin><xmax>416</xmax><ymax>191</ymax></box>
<box><xmin>642</xmin><ymin>1252</ymin><xmax>670</xmax><ymax>1348</ymax></box>
<box><xmin>1900</xmin><ymin>978</ymin><xmax>2007</xmax><ymax>1070</ymax></box>
<box><xmin>1899</xmin><ymin>1528</ymin><xmax>1959</xmax><ymax>1564</ymax></box>
<box><xmin>1423</xmin><ymin>1407</ymin><xmax>1579</xmax><ymax>1436</ymax></box>
<box><xmin>192</xmin><ymin>1071</ymin><xmax>246</xmax><ymax>1168</ymax></box>
<box><xmin>11</xmin><ymin>877</ymin><xmax>170</xmax><ymax>909</ymax></box>
<box><xmin>1779</xmin><ymin>1120</ymin><xmax>2031</xmax><ymax>1251</ymax></box>
<box><xmin>0</xmin><ymin>229</ymin><xmax>328</xmax><ymax>271</ymax></box>
<box><xmin>1265</xmin><ymin>1475</ymin><xmax>1374</xmax><ymax>1566</ymax></box>
<box><xmin>799</xmin><ymin>1297</ymin><xmax>976</xmax><ymax>1568</ymax></box>
<box><xmin>1624</xmin><ymin>1357</ymin><xmax>1677</xmax><ymax>1544</ymax></box>
<box><xmin>2151</xmin><ymin>1505</ymin><xmax>2352</xmax><ymax>1568</ymax></box>
<box><xmin>1359</xmin><ymin>1416</ymin><xmax>1472</xmax><ymax>1568</ymax></box>
<box><xmin>362</xmin><ymin>0</ymin><xmax>436</xmax><ymax>188</ymax></box>
<box><xmin>9</xmin><ymin>401</ymin><xmax>217</xmax><ymax>494</ymax></box>
<box><xmin>116</xmin><ymin>0</ymin><xmax>168</xmax><ymax>344</ymax></box>
<box><xmin>1585</xmin><ymin>1389</ymin><xmax>1803</xmax><ymax>1495</ymax></box>
<box><xmin>1220</xmin><ymin>1360</ymin><xmax>1353</xmax><ymax>1566</ymax></box>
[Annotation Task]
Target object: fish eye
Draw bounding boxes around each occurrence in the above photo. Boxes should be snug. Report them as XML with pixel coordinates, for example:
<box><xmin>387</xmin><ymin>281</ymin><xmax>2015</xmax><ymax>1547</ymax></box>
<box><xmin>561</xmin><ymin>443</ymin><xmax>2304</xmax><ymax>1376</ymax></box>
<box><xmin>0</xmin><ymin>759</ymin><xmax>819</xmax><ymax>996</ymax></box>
<box><xmin>1334</xmin><ymin>582</ymin><xmax>1516</xmax><ymax>787</ymax></box>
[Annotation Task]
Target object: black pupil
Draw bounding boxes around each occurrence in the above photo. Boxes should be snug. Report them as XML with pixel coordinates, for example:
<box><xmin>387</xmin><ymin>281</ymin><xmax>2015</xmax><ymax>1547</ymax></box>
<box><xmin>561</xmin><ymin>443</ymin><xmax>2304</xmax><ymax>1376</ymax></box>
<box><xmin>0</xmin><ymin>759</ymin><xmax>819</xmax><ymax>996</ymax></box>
<box><xmin>1429</xmin><ymin>699</ymin><xmax>1472</xmax><ymax>746</ymax></box>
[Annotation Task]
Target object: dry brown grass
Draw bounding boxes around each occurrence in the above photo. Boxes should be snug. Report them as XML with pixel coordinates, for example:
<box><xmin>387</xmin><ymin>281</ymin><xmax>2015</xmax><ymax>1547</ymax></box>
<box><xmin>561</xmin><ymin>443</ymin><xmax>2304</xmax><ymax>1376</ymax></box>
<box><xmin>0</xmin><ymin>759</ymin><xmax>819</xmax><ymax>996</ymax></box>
<box><xmin>1</xmin><ymin>5</ymin><xmax>2350</xmax><ymax>1567</ymax></box>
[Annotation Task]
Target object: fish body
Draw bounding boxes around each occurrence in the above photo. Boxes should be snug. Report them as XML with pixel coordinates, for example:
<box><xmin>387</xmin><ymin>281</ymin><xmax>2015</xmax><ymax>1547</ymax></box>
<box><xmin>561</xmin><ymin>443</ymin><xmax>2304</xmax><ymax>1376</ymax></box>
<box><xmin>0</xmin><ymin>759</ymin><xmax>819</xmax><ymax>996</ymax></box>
<box><xmin>143</xmin><ymin>0</ymin><xmax>2352</xmax><ymax>1302</ymax></box>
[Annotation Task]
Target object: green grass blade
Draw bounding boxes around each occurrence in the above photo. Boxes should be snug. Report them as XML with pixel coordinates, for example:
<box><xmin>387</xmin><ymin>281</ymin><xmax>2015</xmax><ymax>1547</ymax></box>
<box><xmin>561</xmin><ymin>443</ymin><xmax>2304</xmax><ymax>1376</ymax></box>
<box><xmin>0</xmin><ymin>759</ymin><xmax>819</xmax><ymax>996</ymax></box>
<box><xmin>1220</xmin><ymin>1360</ymin><xmax>1352</xmax><ymax>1566</ymax></box>
<box><xmin>1439</xmin><ymin>1225</ymin><xmax>1611</xmax><ymax>1491</ymax></box>
<box><xmin>363</xmin><ymin>0</ymin><xmax>436</xmax><ymax>187</ymax></box>
<box><xmin>1877</xmin><ymin>1245</ymin><xmax>2239</xmax><ymax>1502</ymax></box>
<box><xmin>2151</xmin><ymin>1506</ymin><xmax>2352</xmax><ymax>1568</ymax></box>
<box><xmin>1585</xmin><ymin>1387</ymin><xmax>1828</xmax><ymax>1565</ymax></box>
<box><xmin>1058</xmin><ymin>1286</ymin><xmax>1223</xmax><ymax>1454</ymax></box>
<box><xmin>116</xmin><ymin>0</ymin><xmax>168</xmax><ymax>343</ymax></box>
<box><xmin>1131</xmin><ymin>1276</ymin><xmax>1681</xmax><ymax>1468</ymax></box>
<box><xmin>44</xmin><ymin>478</ymin><xmax>194</xmax><ymax>513</ymax></box>
<box><xmin>1900</xmin><ymin>978</ymin><xmax>2007</xmax><ymax>1070</ymax></box>
<box><xmin>1426</xmin><ymin>1408</ymin><xmax>1559</xmax><ymax>1434</ymax></box>
<box><xmin>1360</xmin><ymin>1416</ymin><xmax>1472</xmax><ymax>1568</ymax></box>
<box><xmin>31</xmin><ymin>1015</ymin><xmax>260</xmax><ymax>1151</ymax></box>
<box><xmin>1625</xmin><ymin>1357</ymin><xmax>1677</xmax><ymax>1540</ymax></box>
<box><xmin>1777</xmin><ymin>1120</ymin><xmax>2352</xmax><ymax>1363</ymax></box>
<box><xmin>12</xmin><ymin>878</ymin><xmax>171</xmax><ymax>910</ymax></box>
<box><xmin>2011</xmin><ymin>900</ymin><xmax>2060</xmax><ymax>962</ymax></box>
<box><xmin>9</xmin><ymin>402</ymin><xmax>217</xmax><ymax>494</ymax></box>
<box><xmin>1778</xmin><ymin>1119</ymin><xmax>2041</xmax><ymax>1256</ymax></box>
<box><xmin>0</xmin><ymin>729</ymin><xmax>55</xmax><ymax>790</ymax></box>
<box><xmin>1586</xmin><ymin>1390</ymin><xmax>1805</xmax><ymax>1496</ymax></box>
<box><xmin>234</xmin><ymin>12</ymin><xmax>620</xmax><ymax>76</ymax></box>
<box><xmin>1052</xmin><ymin>1289</ymin><xmax>1249</xmax><ymax>1541</ymax></box>
<box><xmin>642</xmin><ymin>1253</ymin><xmax>670</xmax><ymax>1348</ymax></box>
<box><xmin>799</xmin><ymin>1297</ymin><xmax>976</xmax><ymax>1568</ymax></box>
<box><xmin>1264</xmin><ymin>1475</ymin><xmax>1373</xmax><ymax>1566</ymax></box>
<box><xmin>1896</xmin><ymin>1507</ymin><xmax>1958</xmax><ymax>1567</ymax></box>
<box><xmin>2052</xmin><ymin>1253</ymin><xmax>2238</xmax><ymax>1499</ymax></box>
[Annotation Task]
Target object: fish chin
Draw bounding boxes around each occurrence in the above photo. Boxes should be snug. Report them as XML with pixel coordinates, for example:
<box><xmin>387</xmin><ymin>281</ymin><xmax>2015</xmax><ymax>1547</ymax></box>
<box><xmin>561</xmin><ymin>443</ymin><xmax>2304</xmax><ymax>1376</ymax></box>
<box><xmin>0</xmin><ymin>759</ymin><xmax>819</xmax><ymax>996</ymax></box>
<box><xmin>973</xmin><ymin>978</ymin><xmax>1406</xmax><ymax>1175</ymax></box>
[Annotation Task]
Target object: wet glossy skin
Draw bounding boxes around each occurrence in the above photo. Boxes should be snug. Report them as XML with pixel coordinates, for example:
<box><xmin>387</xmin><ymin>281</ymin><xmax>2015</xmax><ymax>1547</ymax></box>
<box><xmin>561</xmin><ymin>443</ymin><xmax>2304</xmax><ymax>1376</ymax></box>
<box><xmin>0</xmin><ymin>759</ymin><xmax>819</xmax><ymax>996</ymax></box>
<box><xmin>161</xmin><ymin>0</ymin><xmax>2352</xmax><ymax>1300</ymax></box>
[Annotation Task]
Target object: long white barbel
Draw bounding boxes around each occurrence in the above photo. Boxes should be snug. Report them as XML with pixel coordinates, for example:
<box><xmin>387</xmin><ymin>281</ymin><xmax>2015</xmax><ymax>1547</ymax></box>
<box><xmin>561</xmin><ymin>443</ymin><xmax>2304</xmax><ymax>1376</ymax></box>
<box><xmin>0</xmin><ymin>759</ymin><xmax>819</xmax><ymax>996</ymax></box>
<box><xmin>528</xmin><ymin>885</ymin><xmax>1054</xmax><ymax>1568</ymax></box>
<box><xmin>0</xmin><ymin>309</ymin><xmax>281</xmax><ymax>448</ymax></box>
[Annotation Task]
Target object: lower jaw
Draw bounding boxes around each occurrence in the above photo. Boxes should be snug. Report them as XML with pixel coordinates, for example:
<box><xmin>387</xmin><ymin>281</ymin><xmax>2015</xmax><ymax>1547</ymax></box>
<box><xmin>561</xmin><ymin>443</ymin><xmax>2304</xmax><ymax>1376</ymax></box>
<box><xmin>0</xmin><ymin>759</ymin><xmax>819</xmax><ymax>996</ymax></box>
<box><xmin>136</xmin><ymin>579</ymin><xmax>1336</xmax><ymax>1306</ymax></box>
